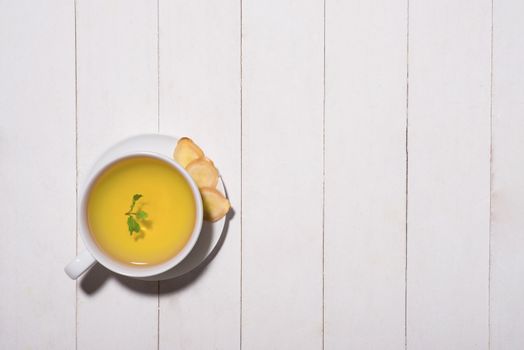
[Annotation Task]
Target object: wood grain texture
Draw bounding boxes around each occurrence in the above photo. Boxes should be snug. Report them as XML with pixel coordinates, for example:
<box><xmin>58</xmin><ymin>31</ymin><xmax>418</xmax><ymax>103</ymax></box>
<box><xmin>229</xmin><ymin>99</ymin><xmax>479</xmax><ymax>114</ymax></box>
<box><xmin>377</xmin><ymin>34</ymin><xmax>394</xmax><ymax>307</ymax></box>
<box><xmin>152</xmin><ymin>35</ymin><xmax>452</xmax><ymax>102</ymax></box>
<box><xmin>75</xmin><ymin>1</ymin><xmax>159</xmax><ymax>349</ymax></box>
<box><xmin>407</xmin><ymin>0</ymin><xmax>491</xmax><ymax>348</ymax></box>
<box><xmin>0</xmin><ymin>1</ymin><xmax>76</xmax><ymax>348</ymax></box>
<box><xmin>158</xmin><ymin>0</ymin><xmax>241</xmax><ymax>348</ymax></box>
<box><xmin>241</xmin><ymin>0</ymin><xmax>324</xmax><ymax>348</ymax></box>
<box><xmin>324</xmin><ymin>0</ymin><xmax>407</xmax><ymax>348</ymax></box>
<box><xmin>490</xmin><ymin>0</ymin><xmax>524</xmax><ymax>348</ymax></box>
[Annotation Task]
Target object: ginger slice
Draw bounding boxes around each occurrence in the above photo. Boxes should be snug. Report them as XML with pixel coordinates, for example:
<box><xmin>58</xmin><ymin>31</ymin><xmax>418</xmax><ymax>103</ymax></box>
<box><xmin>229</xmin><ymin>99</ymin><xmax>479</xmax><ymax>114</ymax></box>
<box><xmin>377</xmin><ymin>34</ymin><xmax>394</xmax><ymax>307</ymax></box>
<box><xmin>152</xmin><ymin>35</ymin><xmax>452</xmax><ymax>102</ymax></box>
<box><xmin>173</xmin><ymin>137</ymin><xmax>204</xmax><ymax>167</ymax></box>
<box><xmin>200</xmin><ymin>187</ymin><xmax>230</xmax><ymax>222</ymax></box>
<box><xmin>186</xmin><ymin>158</ymin><xmax>219</xmax><ymax>189</ymax></box>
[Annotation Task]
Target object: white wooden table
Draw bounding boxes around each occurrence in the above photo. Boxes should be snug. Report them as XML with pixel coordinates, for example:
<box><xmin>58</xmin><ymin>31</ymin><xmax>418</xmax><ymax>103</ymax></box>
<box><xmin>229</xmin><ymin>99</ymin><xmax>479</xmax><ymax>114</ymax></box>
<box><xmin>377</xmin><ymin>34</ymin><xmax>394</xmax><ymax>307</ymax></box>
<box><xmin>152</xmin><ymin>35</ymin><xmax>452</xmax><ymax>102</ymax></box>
<box><xmin>1</xmin><ymin>0</ymin><xmax>523</xmax><ymax>349</ymax></box>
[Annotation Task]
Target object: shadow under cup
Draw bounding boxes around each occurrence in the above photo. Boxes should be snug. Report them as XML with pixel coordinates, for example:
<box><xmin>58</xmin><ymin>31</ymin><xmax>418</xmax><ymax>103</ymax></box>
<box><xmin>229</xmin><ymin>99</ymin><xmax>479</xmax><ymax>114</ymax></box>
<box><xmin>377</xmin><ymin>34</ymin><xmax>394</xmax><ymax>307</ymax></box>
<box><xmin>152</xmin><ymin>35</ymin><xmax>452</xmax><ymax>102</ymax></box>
<box><xmin>80</xmin><ymin>153</ymin><xmax>203</xmax><ymax>278</ymax></box>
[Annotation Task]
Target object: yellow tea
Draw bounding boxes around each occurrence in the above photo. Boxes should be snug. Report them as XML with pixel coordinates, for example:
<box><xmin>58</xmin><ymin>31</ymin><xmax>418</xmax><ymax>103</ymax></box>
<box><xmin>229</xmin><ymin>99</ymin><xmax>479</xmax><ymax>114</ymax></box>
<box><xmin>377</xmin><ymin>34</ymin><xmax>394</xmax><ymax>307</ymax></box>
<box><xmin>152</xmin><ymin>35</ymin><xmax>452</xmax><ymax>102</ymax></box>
<box><xmin>87</xmin><ymin>156</ymin><xmax>196</xmax><ymax>266</ymax></box>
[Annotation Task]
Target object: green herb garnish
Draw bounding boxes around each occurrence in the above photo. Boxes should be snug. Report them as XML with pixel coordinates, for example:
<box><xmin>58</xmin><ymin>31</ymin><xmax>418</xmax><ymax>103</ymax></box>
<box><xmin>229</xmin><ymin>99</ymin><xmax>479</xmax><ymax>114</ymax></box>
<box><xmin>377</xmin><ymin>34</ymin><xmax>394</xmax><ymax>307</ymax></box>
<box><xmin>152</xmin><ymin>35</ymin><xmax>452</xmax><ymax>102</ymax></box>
<box><xmin>125</xmin><ymin>194</ymin><xmax>148</xmax><ymax>235</ymax></box>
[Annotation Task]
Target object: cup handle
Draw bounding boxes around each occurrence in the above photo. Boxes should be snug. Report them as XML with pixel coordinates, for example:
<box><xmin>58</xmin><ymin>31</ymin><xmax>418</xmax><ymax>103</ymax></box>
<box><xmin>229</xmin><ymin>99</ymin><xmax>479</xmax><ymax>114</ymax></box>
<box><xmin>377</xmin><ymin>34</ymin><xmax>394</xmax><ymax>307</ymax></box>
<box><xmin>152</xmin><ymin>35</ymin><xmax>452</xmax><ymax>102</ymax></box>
<box><xmin>65</xmin><ymin>250</ymin><xmax>97</xmax><ymax>279</ymax></box>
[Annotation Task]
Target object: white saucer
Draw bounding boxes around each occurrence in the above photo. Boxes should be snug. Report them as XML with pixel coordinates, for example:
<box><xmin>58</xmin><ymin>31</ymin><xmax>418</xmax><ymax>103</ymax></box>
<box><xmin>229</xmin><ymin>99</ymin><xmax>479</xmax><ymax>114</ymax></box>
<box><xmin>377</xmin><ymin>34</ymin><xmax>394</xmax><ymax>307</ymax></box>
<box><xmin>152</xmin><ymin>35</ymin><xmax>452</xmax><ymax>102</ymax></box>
<box><xmin>91</xmin><ymin>134</ymin><xmax>227</xmax><ymax>281</ymax></box>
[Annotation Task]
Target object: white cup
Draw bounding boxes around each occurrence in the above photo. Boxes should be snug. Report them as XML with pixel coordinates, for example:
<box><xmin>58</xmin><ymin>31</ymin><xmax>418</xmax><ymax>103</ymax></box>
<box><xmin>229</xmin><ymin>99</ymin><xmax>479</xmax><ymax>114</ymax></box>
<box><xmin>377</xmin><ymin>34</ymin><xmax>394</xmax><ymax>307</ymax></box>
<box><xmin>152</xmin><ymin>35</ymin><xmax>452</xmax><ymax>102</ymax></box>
<box><xmin>65</xmin><ymin>152</ymin><xmax>203</xmax><ymax>280</ymax></box>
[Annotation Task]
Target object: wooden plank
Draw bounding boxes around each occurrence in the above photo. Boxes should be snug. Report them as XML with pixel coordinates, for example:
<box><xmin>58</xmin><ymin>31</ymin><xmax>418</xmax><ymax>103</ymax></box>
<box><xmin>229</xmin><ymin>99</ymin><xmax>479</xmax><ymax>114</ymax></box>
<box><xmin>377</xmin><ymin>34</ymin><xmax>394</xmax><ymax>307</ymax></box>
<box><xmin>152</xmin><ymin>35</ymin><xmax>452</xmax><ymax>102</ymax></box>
<box><xmin>0</xmin><ymin>1</ymin><xmax>76</xmax><ymax>348</ymax></box>
<box><xmin>241</xmin><ymin>0</ymin><xmax>324</xmax><ymax>348</ymax></box>
<box><xmin>407</xmin><ymin>0</ymin><xmax>491</xmax><ymax>348</ymax></box>
<box><xmin>157</xmin><ymin>0</ymin><xmax>241</xmax><ymax>348</ymax></box>
<box><xmin>490</xmin><ymin>0</ymin><xmax>524</xmax><ymax>348</ymax></box>
<box><xmin>324</xmin><ymin>0</ymin><xmax>407</xmax><ymax>348</ymax></box>
<box><xmin>75</xmin><ymin>1</ymin><xmax>159</xmax><ymax>349</ymax></box>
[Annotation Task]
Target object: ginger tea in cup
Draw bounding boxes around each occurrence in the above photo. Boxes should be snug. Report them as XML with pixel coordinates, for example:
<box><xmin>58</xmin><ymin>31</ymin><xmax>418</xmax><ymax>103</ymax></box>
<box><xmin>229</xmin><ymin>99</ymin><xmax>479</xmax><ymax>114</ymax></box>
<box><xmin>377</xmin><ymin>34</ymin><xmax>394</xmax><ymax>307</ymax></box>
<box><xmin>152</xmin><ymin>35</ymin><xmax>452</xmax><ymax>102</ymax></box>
<box><xmin>65</xmin><ymin>152</ymin><xmax>203</xmax><ymax>280</ymax></box>
<box><xmin>86</xmin><ymin>155</ymin><xmax>197</xmax><ymax>266</ymax></box>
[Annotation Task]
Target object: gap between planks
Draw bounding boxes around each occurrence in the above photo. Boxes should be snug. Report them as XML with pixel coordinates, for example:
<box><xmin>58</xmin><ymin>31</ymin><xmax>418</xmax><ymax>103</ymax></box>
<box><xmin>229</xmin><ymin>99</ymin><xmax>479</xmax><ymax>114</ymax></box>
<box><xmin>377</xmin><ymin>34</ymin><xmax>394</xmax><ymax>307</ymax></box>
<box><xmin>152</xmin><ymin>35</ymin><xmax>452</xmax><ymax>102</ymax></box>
<box><xmin>239</xmin><ymin>0</ymin><xmax>244</xmax><ymax>348</ymax></box>
<box><xmin>74</xmin><ymin>0</ymin><xmax>79</xmax><ymax>349</ymax></box>
<box><xmin>404</xmin><ymin>0</ymin><xmax>410</xmax><ymax>348</ymax></box>
<box><xmin>488</xmin><ymin>0</ymin><xmax>494</xmax><ymax>348</ymax></box>
<box><xmin>156</xmin><ymin>0</ymin><xmax>161</xmax><ymax>349</ymax></box>
<box><xmin>321</xmin><ymin>0</ymin><xmax>326</xmax><ymax>349</ymax></box>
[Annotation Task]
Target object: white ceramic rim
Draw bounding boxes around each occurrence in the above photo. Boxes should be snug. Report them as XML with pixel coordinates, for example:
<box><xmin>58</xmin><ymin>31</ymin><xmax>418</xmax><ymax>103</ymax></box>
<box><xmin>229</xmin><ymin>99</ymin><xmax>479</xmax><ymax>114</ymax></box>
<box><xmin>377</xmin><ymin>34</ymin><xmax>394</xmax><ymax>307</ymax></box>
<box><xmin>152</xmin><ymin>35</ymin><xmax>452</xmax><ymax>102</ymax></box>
<box><xmin>79</xmin><ymin>151</ymin><xmax>203</xmax><ymax>278</ymax></box>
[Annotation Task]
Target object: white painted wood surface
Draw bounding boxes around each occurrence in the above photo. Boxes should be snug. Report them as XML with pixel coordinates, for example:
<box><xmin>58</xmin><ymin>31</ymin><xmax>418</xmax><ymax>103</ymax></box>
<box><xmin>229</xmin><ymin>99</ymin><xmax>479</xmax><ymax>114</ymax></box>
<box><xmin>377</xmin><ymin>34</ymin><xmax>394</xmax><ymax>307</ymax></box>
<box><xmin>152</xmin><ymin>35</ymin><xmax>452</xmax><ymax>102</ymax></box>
<box><xmin>491</xmin><ymin>0</ymin><xmax>524</xmax><ymax>349</ymax></box>
<box><xmin>324</xmin><ymin>0</ymin><xmax>407</xmax><ymax>348</ymax></box>
<box><xmin>0</xmin><ymin>1</ymin><xmax>76</xmax><ymax>349</ymax></box>
<box><xmin>407</xmin><ymin>0</ymin><xmax>491</xmax><ymax>349</ymax></box>
<box><xmin>2</xmin><ymin>0</ymin><xmax>524</xmax><ymax>349</ymax></box>
<box><xmin>241</xmin><ymin>0</ymin><xmax>323</xmax><ymax>349</ymax></box>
